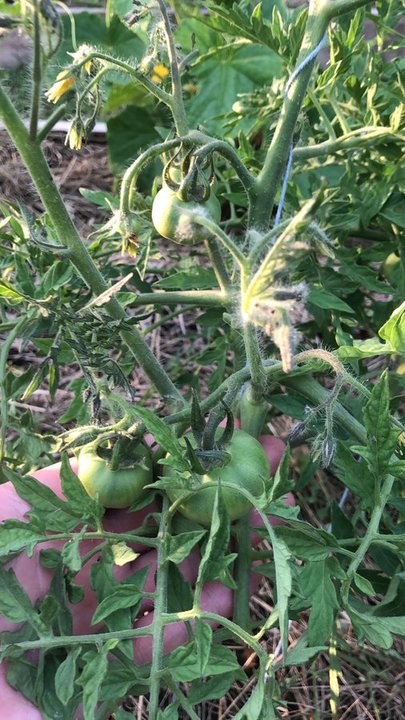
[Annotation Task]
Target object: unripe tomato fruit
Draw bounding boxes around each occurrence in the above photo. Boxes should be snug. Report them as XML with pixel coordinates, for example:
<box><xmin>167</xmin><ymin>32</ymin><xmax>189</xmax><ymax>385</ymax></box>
<box><xmin>77</xmin><ymin>444</ymin><xmax>153</xmax><ymax>509</ymax></box>
<box><xmin>151</xmin><ymin>184</ymin><xmax>221</xmax><ymax>245</ymax></box>
<box><xmin>381</xmin><ymin>252</ymin><xmax>400</xmax><ymax>282</ymax></box>
<box><xmin>164</xmin><ymin>429</ymin><xmax>270</xmax><ymax>526</ymax></box>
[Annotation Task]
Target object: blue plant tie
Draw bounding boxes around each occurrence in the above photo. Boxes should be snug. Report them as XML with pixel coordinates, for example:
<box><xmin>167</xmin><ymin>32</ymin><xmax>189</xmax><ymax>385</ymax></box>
<box><xmin>274</xmin><ymin>143</ymin><xmax>294</xmax><ymax>226</ymax></box>
<box><xmin>274</xmin><ymin>33</ymin><xmax>328</xmax><ymax>226</ymax></box>
<box><xmin>284</xmin><ymin>33</ymin><xmax>328</xmax><ymax>98</ymax></box>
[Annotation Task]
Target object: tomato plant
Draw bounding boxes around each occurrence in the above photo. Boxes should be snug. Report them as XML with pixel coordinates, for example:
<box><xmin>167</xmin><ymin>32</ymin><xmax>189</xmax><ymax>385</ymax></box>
<box><xmin>0</xmin><ymin>0</ymin><xmax>404</xmax><ymax>718</ymax></box>
<box><xmin>77</xmin><ymin>443</ymin><xmax>153</xmax><ymax>509</ymax></box>
<box><xmin>165</xmin><ymin>429</ymin><xmax>269</xmax><ymax>526</ymax></box>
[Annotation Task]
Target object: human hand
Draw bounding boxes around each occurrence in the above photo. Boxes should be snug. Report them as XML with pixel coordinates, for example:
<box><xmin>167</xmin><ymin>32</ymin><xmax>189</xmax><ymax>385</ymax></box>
<box><xmin>0</xmin><ymin>434</ymin><xmax>292</xmax><ymax>718</ymax></box>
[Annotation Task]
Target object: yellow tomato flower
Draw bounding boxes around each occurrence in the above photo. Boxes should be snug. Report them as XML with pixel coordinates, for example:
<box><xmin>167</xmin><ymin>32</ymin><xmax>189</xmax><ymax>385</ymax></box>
<box><xmin>65</xmin><ymin>119</ymin><xmax>84</xmax><ymax>150</ymax></box>
<box><xmin>151</xmin><ymin>63</ymin><xmax>169</xmax><ymax>83</ymax></box>
<box><xmin>45</xmin><ymin>70</ymin><xmax>74</xmax><ymax>103</ymax></box>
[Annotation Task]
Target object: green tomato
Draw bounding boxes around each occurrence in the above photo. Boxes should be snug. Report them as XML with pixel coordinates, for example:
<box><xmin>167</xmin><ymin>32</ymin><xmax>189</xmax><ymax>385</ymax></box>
<box><xmin>164</xmin><ymin>429</ymin><xmax>270</xmax><ymax>526</ymax></box>
<box><xmin>382</xmin><ymin>252</ymin><xmax>400</xmax><ymax>282</ymax></box>
<box><xmin>151</xmin><ymin>184</ymin><xmax>221</xmax><ymax>245</ymax></box>
<box><xmin>77</xmin><ymin>444</ymin><xmax>153</xmax><ymax>509</ymax></box>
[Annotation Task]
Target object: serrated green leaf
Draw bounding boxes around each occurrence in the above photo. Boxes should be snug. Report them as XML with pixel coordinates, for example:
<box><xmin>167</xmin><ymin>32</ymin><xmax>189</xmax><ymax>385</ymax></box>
<box><xmin>165</xmin><ymin>529</ymin><xmax>206</xmax><ymax>564</ymax></box>
<box><xmin>195</xmin><ymin>619</ymin><xmax>213</xmax><ymax>675</ymax></box>
<box><xmin>332</xmin><ymin>443</ymin><xmax>372</xmax><ymax>502</ymax></box>
<box><xmin>267</xmin><ymin>523</ymin><xmax>292</xmax><ymax>655</ymax></box>
<box><xmin>91</xmin><ymin>566</ymin><xmax>148</xmax><ymax>627</ymax></box>
<box><xmin>4</xmin><ymin>467</ymin><xmax>81</xmax><ymax>532</ymax></box>
<box><xmin>308</xmin><ymin>287</ymin><xmax>354</xmax><ymax>314</ymax></box>
<box><xmin>274</xmin><ymin>636</ymin><xmax>326</xmax><ymax>668</ymax></box>
<box><xmin>55</xmin><ymin>646</ymin><xmax>82</xmax><ymax>705</ymax></box>
<box><xmin>0</xmin><ymin>566</ymin><xmax>44</xmax><ymax>631</ymax></box>
<box><xmin>131</xmin><ymin>406</ymin><xmax>188</xmax><ymax>472</ymax></box>
<box><xmin>60</xmin><ymin>454</ymin><xmax>100</xmax><ymax>523</ymax></box>
<box><xmin>300</xmin><ymin>559</ymin><xmax>339</xmax><ymax>645</ymax></box>
<box><xmin>379</xmin><ymin>302</ymin><xmax>405</xmax><ymax>353</ymax></box>
<box><xmin>168</xmin><ymin>641</ymin><xmax>239</xmax><ymax>682</ymax></box>
<box><xmin>363</xmin><ymin>372</ymin><xmax>400</xmax><ymax>479</ymax></box>
<box><xmin>78</xmin><ymin>646</ymin><xmax>111</xmax><ymax>720</ymax></box>
<box><xmin>337</xmin><ymin>337</ymin><xmax>393</xmax><ymax>359</ymax></box>
<box><xmin>0</xmin><ymin>520</ymin><xmax>43</xmax><ymax>558</ymax></box>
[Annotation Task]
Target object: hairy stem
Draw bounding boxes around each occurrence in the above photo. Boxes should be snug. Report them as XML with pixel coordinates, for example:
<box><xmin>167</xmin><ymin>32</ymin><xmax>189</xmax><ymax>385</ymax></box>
<box><xmin>233</xmin><ymin>513</ymin><xmax>251</xmax><ymax>630</ymax></box>
<box><xmin>120</xmin><ymin>138</ymin><xmax>184</xmax><ymax>215</ymax></box>
<box><xmin>131</xmin><ymin>289</ymin><xmax>230</xmax><ymax>306</ymax></box>
<box><xmin>251</xmin><ymin>0</ymin><xmax>329</xmax><ymax>229</ymax></box>
<box><xmin>156</xmin><ymin>0</ymin><xmax>188</xmax><ymax>135</ymax></box>
<box><xmin>342</xmin><ymin>474</ymin><xmax>395</xmax><ymax>600</ymax></box>
<box><xmin>204</xmin><ymin>238</ymin><xmax>231</xmax><ymax>292</ymax></box>
<box><xmin>29</xmin><ymin>0</ymin><xmax>42</xmax><ymax>140</ymax></box>
<box><xmin>294</xmin><ymin>127</ymin><xmax>401</xmax><ymax>161</ymax></box>
<box><xmin>149</xmin><ymin>496</ymin><xmax>170</xmax><ymax>719</ymax></box>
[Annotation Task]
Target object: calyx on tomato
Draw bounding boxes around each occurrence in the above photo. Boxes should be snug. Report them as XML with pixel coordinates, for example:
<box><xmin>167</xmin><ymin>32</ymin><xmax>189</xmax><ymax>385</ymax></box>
<box><xmin>151</xmin><ymin>153</ymin><xmax>221</xmax><ymax>245</ymax></box>
<box><xmin>77</xmin><ymin>441</ymin><xmax>153</xmax><ymax>509</ymax></box>
<box><xmin>164</xmin><ymin>428</ymin><xmax>270</xmax><ymax>527</ymax></box>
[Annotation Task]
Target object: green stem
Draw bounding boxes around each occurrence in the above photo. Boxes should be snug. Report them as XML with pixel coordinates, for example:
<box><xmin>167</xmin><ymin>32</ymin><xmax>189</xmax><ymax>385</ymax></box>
<box><xmin>74</xmin><ymin>52</ymin><xmax>173</xmax><ymax>107</ymax></box>
<box><xmin>243</xmin><ymin>323</ymin><xmax>266</xmax><ymax>394</ymax></box>
<box><xmin>34</xmin><ymin>530</ymin><xmax>159</xmax><ymax>547</ymax></box>
<box><xmin>156</xmin><ymin>0</ymin><xmax>188</xmax><ymax>136</ymax></box>
<box><xmin>120</xmin><ymin>138</ymin><xmax>184</xmax><ymax>215</ymax></box>
<box><xmin>0</xmin><ymin>627</ymin><xmax>152</xmax><ymax>653</ymax></box>
<box><xmin>241</xmin><ymin>264</ymin><xmax>266</xmax><ymax>397</ymax></box>
<box><xmin>76</xmin><ymin>540</ymin><xmax>108</xmax><ymax>569</ymax></box>
<box><xmin>342</xmin><ymin>474</ymin><xmax>395</xmax><ymax>600</ymax></box>
<box><xmin>165</xmin><ymin>678</ymin><xmax>200</xmax><ymax>720</ymax></box>
<box><xmin>322</xmin><ymin>0</ymin><xmax>375</xmax><ymax>18</ymax></box>
<box><xmin>251</xmin><ymin>0</ymin><xmax>330</xmax><ymax>229</ymax></box>
<box><xmin>233</xmin><ymin>513</ymin><xmax>251</xmax><ymax>630</ymax></box>
<box><xmin>283</xmin><ymin>374</ymin><xmax>367</xmax><ymax>444</ymax></box>
<box><xmin>193</xmin><ymin>139</ymin><xmax>256</xmax><ymax>195</ymax></box>
<box><xmin>76</xmin><ymin>66</ymin><xmax>109</xmax><ymax>114</ymax></box>
<box><xmin>204</xmin><ymin>238</ymin><xmax>231</xmax><ymax>293</ymax></box>
<box><xmin>307</xmin><ymin>89</ymin><xmax>336</xmax><ymax>139</ymax></box>
<box><xmin>131</xmin><ymin>289</ymin><xmax>229</xmax><ymax>307</ymax></box>
<box><xmin>0</xmin><ymin>317</ymin><xmax>29</xmax><ymax>463</ymax></box>
<box><xmin>187</xmin><ymin>212</ymin><xmax>246</xmax><ymax>267</ymax></box>
<box><xmin>0</xmin><ymin>85</ymin><xmax>182</xmax><ymax>404</ymax></box>
<box><xmin>293</xmin><ymin>127</ymin><xmax>400</xmax><ymax>161</ymax></box>
<box><xmin>2</xmin><ymin>606</ymin><xmax>267</xmax><ymax>658</ymax></box>
<box><xmin>250</xmin><ymin>218</ymin><xmax>291</xmax><ymax>264</ymax></box>
<box><xmin>149</xmin><ymin>496</ymin><xmax>170</xmax><ymax>720</ymax></box>
<box><xmin>29</xmin><ymin>0</ymin><xmax>42</xmax><ymax>140</ymax></box>
<box><xmin>36</xmin><ymin>103</ymin><xmax>67</xmax><ymax>144</ymax></box>
<box><xmin>163</xmin><ymin>609</ymin><xmax>268</xmax><ymax>662</ymax></box>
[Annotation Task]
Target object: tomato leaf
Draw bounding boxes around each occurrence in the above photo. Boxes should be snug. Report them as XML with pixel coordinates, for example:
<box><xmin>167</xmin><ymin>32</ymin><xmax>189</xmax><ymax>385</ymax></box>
<box><xmin>55</xmin><ymin>646</ymin><xmax>82</xmax><ymax>705</ymax></box>
<box><xmin>3</xmin><ymin>467</ymin><xmax>82</xmax><ymax>532</ymax></box>
<box><xmin>266</xmin><ymin>523</ymin><xmax>292</xmax><ymax>657</ymax></box>
<box><xmin>131</xmin><ymin>406</ymin><xmax>189</xmax><ymax>472</ymax></box>
<box><xmin>165</xmin><ymin>529</ymin><xmax>206</xmax><ymax>564</ymax></box>
<box><xmin>363</xmin><ymin>371</ymin><xmax>401</xmax><ymax>481</ymax></box>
